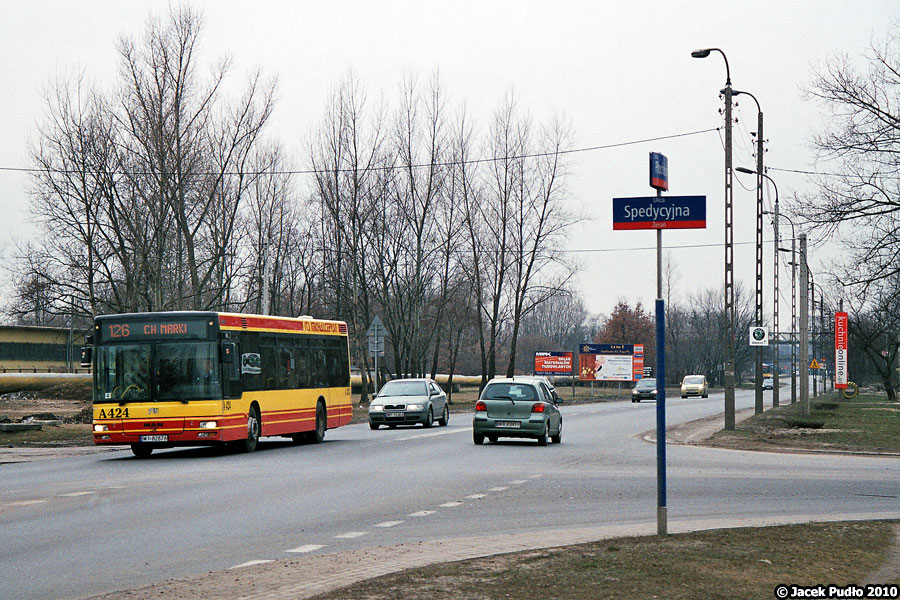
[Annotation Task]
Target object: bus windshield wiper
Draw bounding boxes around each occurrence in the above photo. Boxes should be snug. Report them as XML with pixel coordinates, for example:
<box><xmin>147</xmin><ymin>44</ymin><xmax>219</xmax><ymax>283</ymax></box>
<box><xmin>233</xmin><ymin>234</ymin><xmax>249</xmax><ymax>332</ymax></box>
<box><xmin>158</xmin><ymin>380</ymin><xmax>189</xmax><ymax>404</ymax></box>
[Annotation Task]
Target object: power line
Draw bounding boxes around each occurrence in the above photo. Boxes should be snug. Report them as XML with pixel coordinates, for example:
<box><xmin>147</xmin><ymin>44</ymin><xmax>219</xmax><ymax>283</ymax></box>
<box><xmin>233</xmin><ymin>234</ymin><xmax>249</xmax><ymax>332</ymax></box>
<box><xmin>0</xmin><ymin>127</ymin><xmax>720</xmax><ymax>177</ymax></box>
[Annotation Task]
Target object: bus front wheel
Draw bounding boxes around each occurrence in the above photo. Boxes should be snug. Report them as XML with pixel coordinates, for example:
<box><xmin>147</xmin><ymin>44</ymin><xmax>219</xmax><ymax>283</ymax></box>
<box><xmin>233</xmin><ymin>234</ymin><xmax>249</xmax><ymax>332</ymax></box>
<box><xmin>308</xmin><ymin>401</ymin><xmax>326</xmax><ymax>444</ymax></box>
<box><xmin>131</xmin><ymin>444</ymin><xmax>153</xmax><ymax>458</ymax></box>
<box><xmin>240</xmin><ymin>406</ymin><xmax>260</xmax><ymax>453</ymax></box>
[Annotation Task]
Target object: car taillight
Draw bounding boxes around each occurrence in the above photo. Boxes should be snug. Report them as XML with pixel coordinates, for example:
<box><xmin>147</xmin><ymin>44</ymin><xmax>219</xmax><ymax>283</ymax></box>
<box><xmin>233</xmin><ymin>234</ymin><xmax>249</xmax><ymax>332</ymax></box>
<box><xmin>531</xmin><ymin>403</ymin><xmax>545</xmax><ymax>413</ymax></box>
<box><xmin>475</xmin><ymin>401</ymin><xmax>487</xmax><ymax>412</ymax></box>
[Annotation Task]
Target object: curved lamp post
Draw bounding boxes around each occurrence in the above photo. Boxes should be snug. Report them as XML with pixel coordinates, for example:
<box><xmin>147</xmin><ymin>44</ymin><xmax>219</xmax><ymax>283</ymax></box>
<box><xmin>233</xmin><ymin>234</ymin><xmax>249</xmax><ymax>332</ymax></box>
<box><xmin>764</xmin><ymin>208</ymin><xmax>798</xmax><ymax>405</ymax></box>
<box><xmin>734</xmin><ymin>89</ymin><xmax>766</xmax><ymax>414</ymax></box>
<box><xmin>692</xmin><ymin>47</ymin><xmax>736</xmax><ymax>430</ymax></box>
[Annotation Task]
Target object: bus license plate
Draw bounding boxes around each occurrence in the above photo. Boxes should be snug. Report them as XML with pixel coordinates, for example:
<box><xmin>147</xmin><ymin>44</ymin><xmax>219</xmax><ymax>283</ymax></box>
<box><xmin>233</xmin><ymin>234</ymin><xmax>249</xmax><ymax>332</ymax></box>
<box><xmin>495</xmin><ymin>421</ymin><xmax>520</xmax><ymax>428</ymax></box>
<box><xmin>386</xmin><ymin>411</ymin><xmax>404</xmax><ymax>418</ymax></box>
<box><xmin>140</xmin><ymin>435</ymin><xmax>168</xmax><ymax>442</ymax></box>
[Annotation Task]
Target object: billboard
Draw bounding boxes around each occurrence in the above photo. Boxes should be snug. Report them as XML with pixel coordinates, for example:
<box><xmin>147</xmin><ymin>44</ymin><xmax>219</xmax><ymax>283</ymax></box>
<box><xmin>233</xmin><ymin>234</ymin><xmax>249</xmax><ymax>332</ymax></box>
<box><xmin>578</xmin><ymin>344</ymin><xmax>644</xmax><ymax>382</ymax></box>
<box><xmin>835</xmin><ymin>312</ymin><xmax>848</xmax><ymax>389</ymax></box>
<box><xmin>534</xmin><ymin>351</ymin><xmax>573</xmax><ymax>376</ymax></box>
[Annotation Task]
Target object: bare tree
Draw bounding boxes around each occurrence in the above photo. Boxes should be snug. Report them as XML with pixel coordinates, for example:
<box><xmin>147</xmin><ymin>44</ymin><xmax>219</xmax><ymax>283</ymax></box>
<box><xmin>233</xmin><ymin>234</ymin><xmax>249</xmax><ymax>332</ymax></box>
<box><xmin>461</xmin><ymin>95</ymin><xmax>578</xmax><ymax>384</ymax></box>
<box><xmin>309</xmin><ymin>73</ymin><xmax>388</xmax><ymax>398</ymax></box>
<box><xmin>802</xmin><ymin>24</ymin><xmax>900</xmax><ymax>289</ymax></box>
<box><xmin>14</xmin><ymin>6</ymin><xmax>275</xmax><ymax>321</ymax></box>
<box><xmin>843</xmin><ymin>277</ymin><xmax>900</xmax><ymax>400</ymax></box>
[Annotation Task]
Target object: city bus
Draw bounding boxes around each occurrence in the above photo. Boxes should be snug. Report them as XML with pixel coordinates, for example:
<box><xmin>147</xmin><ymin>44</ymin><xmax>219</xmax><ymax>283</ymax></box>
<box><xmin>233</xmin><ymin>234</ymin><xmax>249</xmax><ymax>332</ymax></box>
<box><xmin>82</xmin><ymin>311</ymin><xmax>351</xmax><ymax>457</ymax></box>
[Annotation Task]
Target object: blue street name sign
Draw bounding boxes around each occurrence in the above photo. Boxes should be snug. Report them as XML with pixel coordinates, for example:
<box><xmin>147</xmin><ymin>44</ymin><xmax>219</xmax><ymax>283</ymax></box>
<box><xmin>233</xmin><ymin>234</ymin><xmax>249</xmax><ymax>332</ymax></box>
<box><xmin>612</xmin><ymin>195</ymin><xmax>707</xmax><ymax>230</ymax></box>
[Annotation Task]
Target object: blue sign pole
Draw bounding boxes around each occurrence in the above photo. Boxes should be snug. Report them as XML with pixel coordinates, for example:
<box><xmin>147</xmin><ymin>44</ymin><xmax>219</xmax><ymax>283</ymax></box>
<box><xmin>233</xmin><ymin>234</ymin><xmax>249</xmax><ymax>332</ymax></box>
<box><xmin>656</xmin><ymin>296</ymin><xmax>667</xmax><ymax>535</ymax></box>
<box><xmin>655</xmin><ymin>184</ymin><xmax>667</xmax><ymax>536</ymax></box>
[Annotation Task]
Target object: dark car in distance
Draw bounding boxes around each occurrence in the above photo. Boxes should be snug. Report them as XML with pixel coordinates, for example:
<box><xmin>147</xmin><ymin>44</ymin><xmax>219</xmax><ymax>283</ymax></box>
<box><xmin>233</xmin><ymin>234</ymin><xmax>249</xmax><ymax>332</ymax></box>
<box><xmin>631</xmin><ymin>378</ymin><xmax>657</xmax><ymax>402</ymax></box>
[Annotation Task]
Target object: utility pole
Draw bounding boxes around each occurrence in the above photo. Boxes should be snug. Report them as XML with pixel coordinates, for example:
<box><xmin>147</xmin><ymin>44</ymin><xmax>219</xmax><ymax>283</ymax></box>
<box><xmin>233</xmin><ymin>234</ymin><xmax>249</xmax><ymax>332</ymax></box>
<box><xmin>799</xmin><ymin>233</ymin><xmax>809</xmax><ymax>416</ymax></box>
<box><xmin>691</xmin><ymin>47</ymin><xmax>735</xmax><ymax>430</ymax></box>
<box><xmin>811</xmin><ymin>272</ymin><xmax>818</xmax><ymax>399</ymax></box>
<box><xmin>723</xmin><ymin>73</ymin><xmax>736</xmax><ymax>429</ymax></box>
<box><xmin>772</xmin><ymin>194</ymin><xmax>780</xmax><ymax>407</ymax></box>
<box><xmin>790</xmin><ymin>232</ymin><xmax>797</xmax><ymax>403</ymax></box>
<box><xmin>754</xmin><ymin>102</ymin><xmax>764</xmax><ymax>415</ymax></box>
<box><xmin>820</xmin><ymin>296</ymin><xmax>827</xmax><ymax>393</ymax></box>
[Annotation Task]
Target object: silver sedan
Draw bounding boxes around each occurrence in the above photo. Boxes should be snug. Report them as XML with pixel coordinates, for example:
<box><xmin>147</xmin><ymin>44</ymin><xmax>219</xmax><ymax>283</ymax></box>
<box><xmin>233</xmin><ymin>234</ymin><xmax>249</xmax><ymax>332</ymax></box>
<box><xmin>368</xmin><ymin>378</ymin><xmax>450</xmax><ymax>429</ymax></box>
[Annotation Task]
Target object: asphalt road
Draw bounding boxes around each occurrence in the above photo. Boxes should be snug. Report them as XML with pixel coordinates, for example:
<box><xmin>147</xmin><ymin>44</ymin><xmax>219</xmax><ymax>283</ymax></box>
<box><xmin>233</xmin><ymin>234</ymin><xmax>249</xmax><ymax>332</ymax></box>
<box><xmin>2</xmin><ymin>389</ymin><xmax>898</xmax><ymax>600</ymax></box>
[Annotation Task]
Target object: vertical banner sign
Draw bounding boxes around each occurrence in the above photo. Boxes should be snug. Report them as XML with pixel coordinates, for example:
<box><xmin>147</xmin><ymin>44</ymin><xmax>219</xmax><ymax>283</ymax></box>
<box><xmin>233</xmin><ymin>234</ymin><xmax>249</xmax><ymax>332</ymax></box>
<box><xmin>835</xmin><ymin>312</ymin><xmax>848</xmax><ymax>389</ymax></box>
<box><xmin>632</xmin><ymin>344</ymin><xmax>644</xmax><ymax>380</ymax></box>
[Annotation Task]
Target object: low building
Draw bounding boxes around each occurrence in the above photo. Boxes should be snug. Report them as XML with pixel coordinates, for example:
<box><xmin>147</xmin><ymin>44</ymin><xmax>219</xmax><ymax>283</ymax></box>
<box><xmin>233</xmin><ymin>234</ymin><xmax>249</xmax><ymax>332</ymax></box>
<box><xmin>0</xmin><ymin>325</ymin><xmax>88</xmax><ymax>373</ymax></box>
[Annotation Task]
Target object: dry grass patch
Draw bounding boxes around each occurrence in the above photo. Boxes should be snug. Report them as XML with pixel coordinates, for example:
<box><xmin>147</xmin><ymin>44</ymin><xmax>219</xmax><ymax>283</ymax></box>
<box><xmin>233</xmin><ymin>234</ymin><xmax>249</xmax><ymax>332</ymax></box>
<box><xmin>313</xmin><ymin>521</ymin><xmax>898</xmax><ymax>600</ymax></box>
<box><xmin>708</xmin><ymin>393</ymin><xmax>900</xmax><ymax>453</ymax></box>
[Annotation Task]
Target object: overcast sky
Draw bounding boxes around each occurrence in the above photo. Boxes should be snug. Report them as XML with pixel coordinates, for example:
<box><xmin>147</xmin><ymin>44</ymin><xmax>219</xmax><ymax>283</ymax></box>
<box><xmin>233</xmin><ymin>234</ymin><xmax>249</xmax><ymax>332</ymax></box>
<box><xmin>1</xmin><ymin>1</ymin><xmax>897</xmax><ymax>323</ymax></box>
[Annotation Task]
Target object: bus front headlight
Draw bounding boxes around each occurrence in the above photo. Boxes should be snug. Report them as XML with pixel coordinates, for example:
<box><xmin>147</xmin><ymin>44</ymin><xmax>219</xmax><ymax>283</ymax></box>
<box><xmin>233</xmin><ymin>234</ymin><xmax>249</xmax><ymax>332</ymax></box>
<box><xmin>199</xmin><ymin>421</ymin><xmax>218</xmax><ymax>429</ymax></box>
<box><xmin>94</xmin><ymin>424</ymin><xmax>108</xmax><ymax>432</ymax></box>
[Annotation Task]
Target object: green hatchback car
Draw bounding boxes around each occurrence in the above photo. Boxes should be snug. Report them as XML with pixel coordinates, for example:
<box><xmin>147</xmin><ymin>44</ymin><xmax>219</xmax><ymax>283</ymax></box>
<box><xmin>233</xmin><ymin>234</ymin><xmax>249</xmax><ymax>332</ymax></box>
<box><xmin>473</xmin><ymin>378</ymin><xmax>562</xmax><ymax>446</ymax></box>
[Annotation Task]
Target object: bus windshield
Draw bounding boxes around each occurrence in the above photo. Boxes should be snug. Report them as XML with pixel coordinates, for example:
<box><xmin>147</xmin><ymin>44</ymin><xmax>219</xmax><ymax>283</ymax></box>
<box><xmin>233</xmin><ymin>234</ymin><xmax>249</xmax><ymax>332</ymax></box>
<box><xmin>94</xmin><ymin>341</ymin><xmax>221</xmax><ymax>403</ymax></box>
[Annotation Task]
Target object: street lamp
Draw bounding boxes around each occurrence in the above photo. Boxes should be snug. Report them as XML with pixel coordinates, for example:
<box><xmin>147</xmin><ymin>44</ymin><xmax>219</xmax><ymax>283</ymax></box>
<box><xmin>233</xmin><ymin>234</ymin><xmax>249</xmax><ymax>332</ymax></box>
<box><xmin>810</xmin><ymin>279</ymin><xmax>828</xmax><ymax>398</ymax></box>
<box><xmin>765</xmin><ymin>209</ymin><xmax>799</xmax><ymax>405</ymax></box>
<box><xmin>738</xmin><ymin>166</ymin><xmax>776</xmax><ymax>408</ymax></box>
<box><xmin>733</xmin><ymin>89</ymin><xmax>766</xmax><ymax>415</ymax></box>
<box><xmin>692</xmin><ymin>47</ymin><xmax>736</xmax><ymax>430</ymax></box>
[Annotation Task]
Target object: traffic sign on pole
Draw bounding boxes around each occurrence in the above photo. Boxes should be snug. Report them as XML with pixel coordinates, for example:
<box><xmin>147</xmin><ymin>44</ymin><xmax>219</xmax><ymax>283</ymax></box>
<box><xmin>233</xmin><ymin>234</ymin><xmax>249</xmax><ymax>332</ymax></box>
<box><xmin>367</xmin><ymin>316</ymin><xmax>388</xmax><ymax>393</ymax></box>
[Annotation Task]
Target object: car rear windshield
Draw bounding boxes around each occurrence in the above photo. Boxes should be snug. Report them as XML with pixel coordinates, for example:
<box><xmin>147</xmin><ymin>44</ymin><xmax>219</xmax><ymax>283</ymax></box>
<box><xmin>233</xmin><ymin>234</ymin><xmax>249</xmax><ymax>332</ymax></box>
<box><xmin>483</xmin><ymin>383</ymin><xmax>537</xmax><ymax>401</ymax></box>
<box><xmin>684</xmin><ymin>376</ymin><xmax>704</xmax><ymax>384</ymax></box>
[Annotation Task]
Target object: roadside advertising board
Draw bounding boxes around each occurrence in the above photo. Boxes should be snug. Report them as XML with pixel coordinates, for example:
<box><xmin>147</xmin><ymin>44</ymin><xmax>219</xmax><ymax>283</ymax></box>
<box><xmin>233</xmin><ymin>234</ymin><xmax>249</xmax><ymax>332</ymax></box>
<box><xmin>835</xmin><ymin>311</ymin><xmax>848</xmax><ymax>389</ymax></box>
<box><xmin>534</xmin><ymin>351</ymin><xmax>573</xmax><ymax>376</ymax></box>
<box><xmin>612</xmin><ymin>195</ymin><xmax>706</xmax><ymax>230</ymax></box>
<box><xmin>578</xmin><ymin>344</ymin><xmax>644</xmax><ymax>382</ymax></box>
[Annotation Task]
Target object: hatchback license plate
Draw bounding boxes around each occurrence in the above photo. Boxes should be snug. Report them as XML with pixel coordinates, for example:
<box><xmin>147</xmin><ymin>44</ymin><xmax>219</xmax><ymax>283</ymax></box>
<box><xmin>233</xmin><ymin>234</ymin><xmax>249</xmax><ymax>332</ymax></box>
<box><xmin>386</xmin><ymin>411</ymin><xmax>404</xmax><ymax>418</ymax></box>
<box><xmin>495</xmin><ymin>420</ymin><xmax>520</xmax><ymax>428</ymax></box>
<box><xmin>139</xmin><ymin>435</ymin><xmax>168</xmax><ymax>442</ymax></box>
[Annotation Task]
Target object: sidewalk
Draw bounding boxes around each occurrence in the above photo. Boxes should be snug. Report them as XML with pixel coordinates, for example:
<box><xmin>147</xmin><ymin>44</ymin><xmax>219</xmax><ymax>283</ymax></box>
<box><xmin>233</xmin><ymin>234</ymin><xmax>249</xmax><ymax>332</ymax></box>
<box><xmin>87</xmin><ymin>512</ymin><xmax>900</xmax><ymax>600</ymax></box>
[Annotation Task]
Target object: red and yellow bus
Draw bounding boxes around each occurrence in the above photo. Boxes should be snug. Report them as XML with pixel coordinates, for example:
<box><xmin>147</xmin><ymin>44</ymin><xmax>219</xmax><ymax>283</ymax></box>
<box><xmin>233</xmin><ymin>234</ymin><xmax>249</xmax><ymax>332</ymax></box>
<box><xmin>83</xmin><ymin>311</ymin><xmax>351</xmax><ymax>457</ymax></box>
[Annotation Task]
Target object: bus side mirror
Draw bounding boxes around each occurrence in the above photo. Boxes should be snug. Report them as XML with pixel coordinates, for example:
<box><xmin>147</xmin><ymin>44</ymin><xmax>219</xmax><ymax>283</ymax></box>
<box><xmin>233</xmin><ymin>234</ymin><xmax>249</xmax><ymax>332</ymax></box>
<box><xmin>80</xmin><ymin>347</ymin><xmax>92</xmax><ymax>368</ymax></box>
<box><xmin>221</xmin><ymin>342</ymin><xmax>235</xmax><ymax>364</ymax></box>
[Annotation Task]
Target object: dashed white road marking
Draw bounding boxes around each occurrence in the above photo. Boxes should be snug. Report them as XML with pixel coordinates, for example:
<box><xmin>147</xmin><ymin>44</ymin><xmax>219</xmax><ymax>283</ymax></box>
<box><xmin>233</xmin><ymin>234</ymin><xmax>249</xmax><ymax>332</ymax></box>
<box><xmin>375</xmin><ymin>520</ymin><xmax>404</xmax><ymax>528</ymax></box>
<box><xmin>489</xmin><ymin>486</ymin><xmax>509</xmax><ymax>492</ymax></box>
<box><xmin>59</xmin><ymin>491</ymin><xmax>96</xmax><ymax>497</ymax></box>
<box><xmin>229</xmin><ymin>559</ymin><xmax>274</xmax><ymax>569</ymax></box>
<box><xmin>438</xmin><ymin>501</ymin><xmax>463</xmax><ymax>508</ymax></box>
<box><xmin>397</xmin><ymin>428</ymin><xmax>470</xmax><ymax>441</ymax></box>
<box><xmin>409</xmin><ymin>510</ymin><xmax>435</xmax><ymax>517</ymax></box>
<box><xmin>334</xmin><ymin>531</ymin><xmax>368</xmax><ymax>539</ymax></box>
<box><xmin>509</xmin><ymin>480</ymin><xmax>527</xmax><ymax>485</ymax></box>
<box><xmin>465</xmin><ymin>494</ymin><xmax>487</xmax><ymax>499</ymax></box>
<box><xmin>287</xmin><ymin>544</ymin><xmax>325</xmax><ymax>554</ymax></box>
<box><xmin>8</xmin><ymin>500</ymin><xmax>48</xmax><ymax>506</ymax></box>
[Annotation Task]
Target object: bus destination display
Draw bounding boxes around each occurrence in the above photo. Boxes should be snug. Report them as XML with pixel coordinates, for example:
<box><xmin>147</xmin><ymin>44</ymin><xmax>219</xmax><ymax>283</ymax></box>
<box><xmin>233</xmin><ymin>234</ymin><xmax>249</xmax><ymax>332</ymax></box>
<box><xmin>97</xmin><ymin>319</ymin><xmax>211</xmax><ymax>342</ymax></box>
